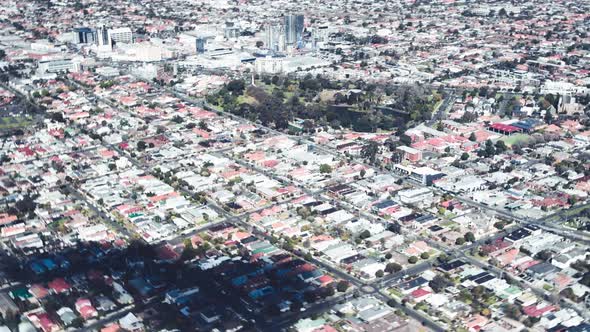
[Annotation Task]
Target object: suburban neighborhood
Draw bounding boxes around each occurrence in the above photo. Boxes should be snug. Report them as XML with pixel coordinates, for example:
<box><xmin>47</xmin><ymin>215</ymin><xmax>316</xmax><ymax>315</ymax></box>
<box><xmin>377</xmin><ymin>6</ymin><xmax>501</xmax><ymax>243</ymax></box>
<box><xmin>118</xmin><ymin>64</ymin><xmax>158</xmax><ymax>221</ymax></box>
<box><xmin>0</xmin><ymin>0</ymin><xmax>588</xmax><ymax>331</ymax></box>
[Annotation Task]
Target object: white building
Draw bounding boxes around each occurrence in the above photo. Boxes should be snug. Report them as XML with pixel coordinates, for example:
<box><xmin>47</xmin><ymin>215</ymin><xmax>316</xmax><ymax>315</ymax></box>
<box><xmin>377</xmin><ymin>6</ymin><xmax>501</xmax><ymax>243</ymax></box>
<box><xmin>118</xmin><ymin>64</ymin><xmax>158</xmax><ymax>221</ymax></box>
<box><xmin>255</xmin><ymin>56</ymin><xmax>284</xmax><ymax>74</ymax></box>
<box><xmin>108</xmin><ymin>27</ymin><xmax>133</xmax><ymax>45</ymax></box>
<box><xmin>397</xmin><ymin>187</ymin><xmax>433</xmax><ymax>205</ymax></box>
<box><xmin>38</xmin><ymin>56</ymin><xmax>78</xmax><ymax>73</ymax></box>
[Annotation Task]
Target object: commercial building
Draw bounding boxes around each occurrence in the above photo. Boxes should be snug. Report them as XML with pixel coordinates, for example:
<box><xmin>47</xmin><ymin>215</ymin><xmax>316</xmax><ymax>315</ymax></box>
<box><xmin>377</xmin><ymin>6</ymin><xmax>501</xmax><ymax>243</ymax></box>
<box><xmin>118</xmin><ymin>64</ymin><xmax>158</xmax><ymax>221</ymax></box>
<box><xmin>396</xmin><ymin>145</ymin><xmax>422</xmax><ymax>162</ymax></box>
<box><xmin>397</xmin><ymin>188</ymin><xmax>434</xmax><ymax>205</ymax></box>
<box><xmin>488</xmin><ymin>123</ymin><xmax>522</xmax><ymax>136</ymax></box>
<box><xmin>96</xmin><ymin>26</ymin><xmax>110</xmax><ymax>47</ymax></box>
<box><xmin>73</xmin><ymin>27</ymin><xmax>95</xmax><ymax>44</ymax></box>
<box><xmin>108</xmin><ymin>27</ymin><xmax>133</xmax><ymax>45</ymax></box>
<box><xmin>38</xmin><ymin>56</ymin><xmax>77</xmax><ymax>73</ymax></box>
<box><xmin>265</xmin><ymin>23</ymin><xmax>286</xmax><ymax>52</ymax></box>
<box><xmin>255</xmin><ymin>56</ymin><xmax>284</xmax><ymax>74</ymax></box>
<box><xmin>392</xmin><ymin>164</ymin><xmax>445</xmax><ymax>185</ymax></box>
<box><xmin>284</xmin><ymin>14</ymin><xmax>304</xmax><ymax>47</ymax></box>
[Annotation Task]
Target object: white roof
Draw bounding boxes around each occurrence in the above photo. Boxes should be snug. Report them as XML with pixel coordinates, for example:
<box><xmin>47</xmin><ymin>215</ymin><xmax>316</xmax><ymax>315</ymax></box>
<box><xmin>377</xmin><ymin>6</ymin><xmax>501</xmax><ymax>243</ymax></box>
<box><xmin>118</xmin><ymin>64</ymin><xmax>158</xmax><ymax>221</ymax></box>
<box><xmin>109</xmin><ymin>27</ymin><xmax>132</xmax><ymax>34</ymax></box>
<box><xmin>120</xmin><ymin>312</ymin><xmax>140</xmax><ymax>326</ymax></box>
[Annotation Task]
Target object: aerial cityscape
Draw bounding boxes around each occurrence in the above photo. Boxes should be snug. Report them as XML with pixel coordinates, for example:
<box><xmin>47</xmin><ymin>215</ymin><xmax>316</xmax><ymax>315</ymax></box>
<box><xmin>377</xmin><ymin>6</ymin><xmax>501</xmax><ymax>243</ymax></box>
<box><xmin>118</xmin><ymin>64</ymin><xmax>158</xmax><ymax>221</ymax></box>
<box><xmin>0</xmin><ymin>0</ymin><xmax>588</xmax><ymax>331</ymax></box>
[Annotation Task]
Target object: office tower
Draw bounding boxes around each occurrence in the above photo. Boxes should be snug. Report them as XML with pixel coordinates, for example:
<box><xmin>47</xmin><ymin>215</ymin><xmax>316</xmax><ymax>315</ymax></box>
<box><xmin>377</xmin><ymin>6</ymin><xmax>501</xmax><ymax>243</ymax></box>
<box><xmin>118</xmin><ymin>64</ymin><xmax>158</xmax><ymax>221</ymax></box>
<box><xmin>95</xmin><ymin>26</ymin><xmax>110</xmax><ymax>46</ymax></box>
<box><xmin>224</xmin><ymin>22</ymin><xmax>240</xmax><ymax>39</ymax></box>
<box><xmin>265</xmin><ymin>23</ymin><xmax>285</xmax><ymax>52</ymax></box>
<box><xmin>108</xmin><ymin>27</ymin><xmax>133</xmax><ymax>45</ymax></box>
<box><xmin>196</xmin><ymin>38</ymin><xmax>205</xmax><ymax>54</ymax></box>
<box><xmin>284</xmin><ymin>14</ymin><xmax>304</xmax><ymax>46</ymax></box>
<box><xmin>74</xmin><ymin>27</ymin><xmax>95</xmax><ymax>44</ymax></box>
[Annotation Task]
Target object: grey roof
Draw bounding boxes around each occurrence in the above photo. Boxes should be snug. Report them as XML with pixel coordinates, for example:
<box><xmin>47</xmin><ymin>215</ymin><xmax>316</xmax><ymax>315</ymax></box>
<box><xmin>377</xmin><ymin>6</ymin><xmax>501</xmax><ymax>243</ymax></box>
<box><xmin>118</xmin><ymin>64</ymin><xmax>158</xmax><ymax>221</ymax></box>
<box><xmin>528</xmin><ymin>262</ymin><xmax>557</xmax><ymax>276</ymax></box>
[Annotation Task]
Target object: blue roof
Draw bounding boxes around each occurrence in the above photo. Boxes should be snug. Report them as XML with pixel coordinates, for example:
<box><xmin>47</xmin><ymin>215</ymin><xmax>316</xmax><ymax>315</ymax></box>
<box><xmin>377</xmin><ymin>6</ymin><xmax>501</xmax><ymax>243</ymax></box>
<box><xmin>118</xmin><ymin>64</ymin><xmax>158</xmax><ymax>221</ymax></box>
<box><xmin>29</xmin><ymin>262</ymin><xmax>46</xmax><ymax>274</ymax></box>
<box><xmin>41</xmin><ymin>258</ymin><xmax>57</xmax><ymax>270</ymax></box>
<box><xmin>512</xmin><ymin>118</ymin><xmax>542</xmax><ymax>130</ymax></box>
<box><xmin>399</xmin><ymin>276</ymin><xmax>428</xmax><ymax>290</ymax></box>
<box><xmin>231</xmin><ymin>275</ymin><xmax>248</xmax><ymax>286</ymax></box>
<box><xmin>373</xmin><ymin>199</ymin><xmax>397</xmax><ymax>210</ymax></box>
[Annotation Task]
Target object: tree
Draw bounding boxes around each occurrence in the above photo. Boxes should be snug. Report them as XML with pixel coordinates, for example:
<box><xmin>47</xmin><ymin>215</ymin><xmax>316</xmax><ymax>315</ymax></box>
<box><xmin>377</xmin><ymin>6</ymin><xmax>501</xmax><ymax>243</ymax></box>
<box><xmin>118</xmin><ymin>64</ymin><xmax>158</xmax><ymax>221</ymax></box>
<box><xmin>16</xmin><ymin>196</ymin><xmax>36</xmax><ymax>214</ymax></box>
<box><xmin>282</xmin><ymin>241</ymin><xmax>294</xmax><ymax>251</ymax></box>
<box><xmin>408</xmin><ymin>256</ymin><xmax>418</xmax><ymax>264</ymax></box>
<box><xmin>375</xmin><ymin>270</ymin><xmax>384</xmax><ymax>278</ymax></box>
<box><xmin>198</xmin><ymin>120</ymin><xmax>208</xmax><ymax>130</ymax></box>
<box><xmin>455</xmin><ymin>237</ymin><xmax>466</xmax><ymax>245</ymax></box>
<box><xmin>503</xmin><ymin>303</ymin><xmax>522</xmax><ymax>320</ymax></box>
<box><xmin>464</xmin><ymin>232</ymin><xmax>476</xmax><ymax>242</ymax></box>
<box><xmin>359</xmin><ymin>229</ymin><xmax>371</xmax><ymax>240</ymax></box>
<box><xmin>523</xmin><ymin>317</ymin><xmax>540</xmax><ymax>328</ymax></box>
<box><xmin>319</xmin><ymin>164</ymin><xmax>332</xmax><ymax>174</ymax></box>
<box><xmin>495</xmin><ymin>140</ymin><xmax>507</xmax><ymax>153</ymax></box>
<box><xmin>560</xmin><ymin>287</ymin><xmax>579</xmax><ymax>302</ymax></box>
<box><xmin>483</xmin><ymin>139</ymin><xmax>496</xmax><ymax>157</ymax></box>
<box><xmin>385</xmin><ymin>262</ymin><xmax>402</xmax><ymax>273</ymax></box>
<box><xmin>361</xmin><ymin>140</ymin><xmax>380</xmax><ymax>164</ymax></box>
<box><xmin>420</xmin><ymin>252</ymin><xmax>430</xmax><ymax>260</ymax></box>
<box><xmin>325</xmin><ymin>285</ymin><xmax>335</xmax><ymax>297</ymax></box>
<box><xmin>255</xmin><ymin>40</ymin><xmax>264</xmax><ymax>48</ymax></box>
<box><xmin>271</xmin><ymin>75</ymin><xmax>280</xmax><ymax>85</ymax></box>
<box><xmin>437</xmin><ymin>254</ymin><xmax>450</xmax><ymax>264</ymax></box>
<box><xmin>137</xmin><ymin>140</ymin><xmax>147</xmax><ymax>151</ymax></box>
<box><xmin>469</xmin><ymin>132</ymin><xmax>477</xmax><ymax>142</ymax></box>
<box><xmin>181</xmin><ymin>239</ymin><xmax>197</xmax><ymax>261</ymax></box>
<box><xmin>429</xmin><ymin>275</ymin><xmax>451</xmax><ymax>293</ymax></box>
<box><xmin>226</xmin><ymin>79</ymin><xmax>246</xmax><ymax>95</ymax></box>
<box><xmin>461</xmin><ymin>152</ymin><xmax>469</xmax><ymax>161</ymax></box>
<box><xmin>336</xmin><ymin>281</ymin><xmax>350</xmax><ymax>292</ymax></box>
<box><xmin>400</xmin><ymin>134</ymin><xmax>412</xmax><ymax>146</ymax></box>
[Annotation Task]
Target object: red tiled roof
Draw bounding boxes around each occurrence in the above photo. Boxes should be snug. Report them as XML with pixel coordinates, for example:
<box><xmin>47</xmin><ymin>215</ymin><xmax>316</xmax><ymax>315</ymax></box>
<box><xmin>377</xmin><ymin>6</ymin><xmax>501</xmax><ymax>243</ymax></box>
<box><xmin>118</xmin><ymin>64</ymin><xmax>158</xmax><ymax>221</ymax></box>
<box><xmin>489</xmin><ymin>123</ymin><xmax>521</xmax><ymax>133</ymax></box>
<box><xmin>411</xmin><ymin>287</ymin><xmax>431</xmax><ymax>298</ymax></box>
<box><xmin>523</xmin><ymin>304</ymin><xmax>556</xmax><ymax>317</ymax></box>
<box><xmin>48</xmin><ymin>278</ymin><xmax>71</xmax><ymax>293</ymax></box>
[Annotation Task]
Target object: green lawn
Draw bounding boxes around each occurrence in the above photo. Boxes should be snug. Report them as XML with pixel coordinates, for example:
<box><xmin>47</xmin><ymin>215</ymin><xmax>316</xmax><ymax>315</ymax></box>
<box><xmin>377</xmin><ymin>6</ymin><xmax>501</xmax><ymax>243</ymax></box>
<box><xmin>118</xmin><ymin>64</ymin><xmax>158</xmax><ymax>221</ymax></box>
<box><xmin>389</xmin><ymin>288</ymin><xmax>403</xmax><ymax>298</ymax></box>
<box><xmin>501</xmin><ymin>134</ymin><xmax>529</xmax><ymax>147</ymax></box>
<box><xmin>0</xmin><ymin>116</ymin><xmax>32</xmax><ymax>130</ymax></box>
<box><xmin>236</xmin><ymin>94</ymin><xmax>257</xmax><ymax>105</ymax></box>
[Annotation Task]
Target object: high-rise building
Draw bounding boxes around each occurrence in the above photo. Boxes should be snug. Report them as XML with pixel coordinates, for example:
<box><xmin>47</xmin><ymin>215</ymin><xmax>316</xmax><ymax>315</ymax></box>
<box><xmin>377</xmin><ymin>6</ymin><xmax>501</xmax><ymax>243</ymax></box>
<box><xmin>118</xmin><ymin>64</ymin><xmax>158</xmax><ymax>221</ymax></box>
<box><xmin>74</xmin><ymin>27</ymin><xmax>95</xmax><ymax>44</ymax></box>
<box><xmin>95</xmin><ymin>26</ymin><xmax>110</xmax><ymax>47</ymax></box>
<box><xmin>284</xmin><ymin>14</ymin><xmax>304</xmax><ymax>46</ymax></box>
<box><xmin>265</xmin><ymin>23</ymin><xmax>285</xmax><ymax>52</ymax></box>
<box><xmin>108</xmin><ymin>27</ymin><xmax>133</xmax><ymax>45</ymax></box>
